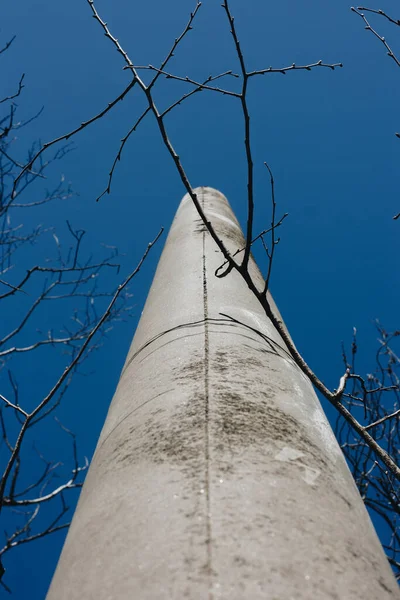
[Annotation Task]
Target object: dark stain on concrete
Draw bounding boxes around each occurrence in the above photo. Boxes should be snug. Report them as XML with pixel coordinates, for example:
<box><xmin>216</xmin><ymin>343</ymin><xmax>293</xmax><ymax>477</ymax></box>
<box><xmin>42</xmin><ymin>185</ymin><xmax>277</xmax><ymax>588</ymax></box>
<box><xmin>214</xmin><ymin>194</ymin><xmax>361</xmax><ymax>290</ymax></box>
<box><xmin>213</xmin><ymin>390</ymin><xmax>328</xmax><ymax>470</ymax></box>
<box><xmin>105</xmin><ymin>343</ymin><xmax>330</xmax><ymax>481</ymax></box>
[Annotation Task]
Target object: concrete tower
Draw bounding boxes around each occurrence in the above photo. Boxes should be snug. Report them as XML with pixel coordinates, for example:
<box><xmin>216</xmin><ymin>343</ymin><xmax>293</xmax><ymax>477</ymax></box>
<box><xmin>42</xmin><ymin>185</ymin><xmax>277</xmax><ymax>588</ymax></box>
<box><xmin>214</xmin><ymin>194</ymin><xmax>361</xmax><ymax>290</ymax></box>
<box><xmin>47</xmin><ymin>188</ymin><xmax>399</xmax><ymax>599</ymax></box>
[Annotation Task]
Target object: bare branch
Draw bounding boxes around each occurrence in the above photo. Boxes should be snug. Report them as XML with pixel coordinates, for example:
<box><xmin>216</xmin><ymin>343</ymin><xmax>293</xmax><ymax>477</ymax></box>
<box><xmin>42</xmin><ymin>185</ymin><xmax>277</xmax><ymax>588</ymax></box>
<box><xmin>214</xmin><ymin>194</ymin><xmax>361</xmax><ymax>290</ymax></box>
<box><xmin>0</xmin><ymin>395</ymin><xmax>27</xmax><ymax>417</ymax></box>
<box><xmin>0</xmin><ymin>261</ymin><xmax>119</xmax><ymax>301</ymax></box>
<box><xmin>0</xmin><ymin>36</ymin><xmax>16</xmax><ymax>56</ymax></box>
<box><xmin>132</xmin><ymin>66</ymin><xmax>240</xmax><ymax>98</ymax></box>
<box><xmin>351</xmin><ymin>7</ymin><xmax>400</xmax><ymax>68</ymax></box>
<box><xmin>215</xmin><ymin>211</ymin><xmax>288</xmax><ymax>278</ymax></box>
<box><xmin>365</xmin><ymin>409</ymin><xmax>400</xmax><ymax>431</ymax></box>
<box><xmin>248</xmin><ymin>60</ymin><xmax>343</xmax><ymax>77</ymax></box>
<box><xmin>0</xmin><ymin>228</ymin><xmax>163</xmax><ymax>506</ymax></box>
<box><xmin>221</xmin><ymin>0</ymin><xmax>254</xmax><ymax>270</ymax></box>
<box><xmin>0</xmin><ymin>74</ymin><xmax>25</xmax><ymax>105</ymax></box>
<box><xmin>12</xmin><ymin>80</ymin><xmax>136</xmax><ymax>199</ymax></box>
<box><xmin>95</xmin><ymin>107</ymin><xmax>151</xmax><ymax>202</ymax></box>
<box><xmin>263</xmin><ymin>163</ymin><xmax>278</xmax><ymax>294</ymax></box>
<box><xmin>147</xmin><ymin>1</ymin><xmax>202</xmax><ymax>91</ymax></box>
<box><xmin>161</xmin><ymin>71</ymin><xmax>239</xmax><ymax>117</ymax></box>
<box><xmin>86</xmin><ymin>0</ymin><xmax>135</xmax><ymax>69</ymax></box>
<box><xmin>357</xmin><ymin>7</ymin><xmax>400</xmax><ymax>27</ymax></box>
<box><xmin>0</xmin><ymin>279</ymin><xmax>27</xmax><ymax>295</ymax></box>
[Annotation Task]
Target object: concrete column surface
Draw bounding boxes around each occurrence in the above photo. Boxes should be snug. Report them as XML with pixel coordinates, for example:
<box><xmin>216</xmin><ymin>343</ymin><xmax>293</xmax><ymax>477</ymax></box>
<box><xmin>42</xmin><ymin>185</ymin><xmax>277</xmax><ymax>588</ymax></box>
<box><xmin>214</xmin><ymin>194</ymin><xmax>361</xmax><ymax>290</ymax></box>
<box><xmin>46</xmin><ymin>187</ymin><xmax>399</xmax><ymax>599</ymax></box>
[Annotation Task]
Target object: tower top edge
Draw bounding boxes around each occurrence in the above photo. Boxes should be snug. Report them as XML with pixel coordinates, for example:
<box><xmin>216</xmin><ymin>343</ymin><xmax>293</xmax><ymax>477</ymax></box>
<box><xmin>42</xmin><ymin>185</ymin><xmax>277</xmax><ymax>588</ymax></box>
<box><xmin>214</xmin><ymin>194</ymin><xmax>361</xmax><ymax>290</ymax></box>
<box><xmin>181</xmin><ymin>187</ymin><xmax>229</xmax><ymax>205</ymax></box>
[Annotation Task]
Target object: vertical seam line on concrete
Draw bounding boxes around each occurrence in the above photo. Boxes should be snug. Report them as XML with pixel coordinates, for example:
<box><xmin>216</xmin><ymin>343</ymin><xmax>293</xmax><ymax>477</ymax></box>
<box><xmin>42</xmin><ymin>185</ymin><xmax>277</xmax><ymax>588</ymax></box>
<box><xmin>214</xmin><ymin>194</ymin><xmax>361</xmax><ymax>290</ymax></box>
<box><xmin>201</xmin><ymin>188</ymin><xmax>213</xmax><ymax>600</ymax></box>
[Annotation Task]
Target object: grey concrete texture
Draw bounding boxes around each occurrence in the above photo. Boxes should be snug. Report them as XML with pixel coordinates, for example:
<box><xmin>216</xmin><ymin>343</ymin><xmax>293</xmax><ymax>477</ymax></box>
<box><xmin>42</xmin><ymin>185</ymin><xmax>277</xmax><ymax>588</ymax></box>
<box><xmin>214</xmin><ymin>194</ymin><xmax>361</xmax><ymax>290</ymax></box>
<box><xmin>46</xmin><ymin>187</ymin><xmax>399</xmax><ymax>599</ymax></box>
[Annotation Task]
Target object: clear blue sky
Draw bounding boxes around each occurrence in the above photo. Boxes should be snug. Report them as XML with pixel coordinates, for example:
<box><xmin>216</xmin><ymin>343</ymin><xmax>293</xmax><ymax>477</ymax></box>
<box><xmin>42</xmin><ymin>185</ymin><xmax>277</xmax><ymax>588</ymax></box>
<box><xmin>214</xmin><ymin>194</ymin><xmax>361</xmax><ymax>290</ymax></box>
<box><xmin>1</xmin><ymin>0</ymin><xmax>399</xmax><ymax>596</ymax></box>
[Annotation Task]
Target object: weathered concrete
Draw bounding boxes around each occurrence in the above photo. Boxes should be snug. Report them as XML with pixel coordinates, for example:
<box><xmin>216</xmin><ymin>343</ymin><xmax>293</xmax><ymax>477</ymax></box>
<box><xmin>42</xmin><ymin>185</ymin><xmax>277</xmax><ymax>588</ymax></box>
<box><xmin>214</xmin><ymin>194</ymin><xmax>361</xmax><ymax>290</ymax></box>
<box><xmin>47</xmin><ymin>187</ymin><xmax>399</xmax><ymax>599</ymax></box>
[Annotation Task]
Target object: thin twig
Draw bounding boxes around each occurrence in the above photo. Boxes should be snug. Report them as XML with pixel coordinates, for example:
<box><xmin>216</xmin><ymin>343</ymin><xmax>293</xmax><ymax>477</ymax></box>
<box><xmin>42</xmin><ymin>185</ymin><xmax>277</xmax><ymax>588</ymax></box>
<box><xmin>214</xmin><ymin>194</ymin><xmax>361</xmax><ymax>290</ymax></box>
<box><xmin>263</xmin><ymin>162</ymin><xmax>277</xmax><ymax>294</ymax></box>
<box><xmin>351</xmin><ymin>7</ymin><xmax>400</xmax><ymax>68</ymax></box>
<box><xmin>248</xmin><ymin>60</ymin><xmax>343</xmax><ymax>77</ymax></box>
<box><xmin>0</xmin><ymin>395</ymin><xmax>27</xmax><ymax>417</ymax></box>
<box><xmin>357</xmin><ymin>7</ymin><xmax>400</xmax><ymax>27</ymax></box>
<box><xmin>0</xmin><ymin>74</ymin><xmax>25</xmax><ymax>105</ymax></box>
<box><xmin>0</xmin><ymin>36</ymin><xmax>16</xmax><ymax>56</ymax></box>
<box><xmin>365</xmin><ymin>409</ymin><xmax>400</xmax><ymax>431</ymax></box>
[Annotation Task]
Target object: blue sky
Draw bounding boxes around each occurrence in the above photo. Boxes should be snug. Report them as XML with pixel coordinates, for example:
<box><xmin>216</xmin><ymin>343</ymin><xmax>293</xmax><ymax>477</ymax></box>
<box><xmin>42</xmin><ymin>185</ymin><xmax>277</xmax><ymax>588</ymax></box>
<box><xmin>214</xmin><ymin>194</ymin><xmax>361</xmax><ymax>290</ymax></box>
<box><xmin>1</xmin><ymin>0</ymin><xmax>399</xmax><ymax>596</ymax></box>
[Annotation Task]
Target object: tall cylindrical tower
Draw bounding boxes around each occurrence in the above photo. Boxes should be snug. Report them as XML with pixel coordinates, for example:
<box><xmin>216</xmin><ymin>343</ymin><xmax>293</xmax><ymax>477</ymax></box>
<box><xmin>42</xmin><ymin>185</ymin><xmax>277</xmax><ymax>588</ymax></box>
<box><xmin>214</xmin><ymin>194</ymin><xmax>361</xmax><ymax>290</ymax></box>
<box><xmin>47</xmin><ymin>188</ymin><xmax>398</xmax><ymax>599</ymax></box>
